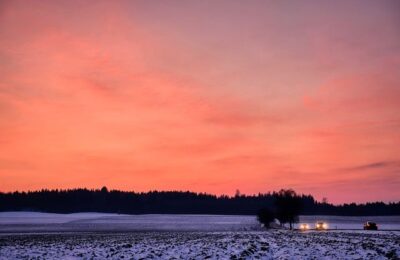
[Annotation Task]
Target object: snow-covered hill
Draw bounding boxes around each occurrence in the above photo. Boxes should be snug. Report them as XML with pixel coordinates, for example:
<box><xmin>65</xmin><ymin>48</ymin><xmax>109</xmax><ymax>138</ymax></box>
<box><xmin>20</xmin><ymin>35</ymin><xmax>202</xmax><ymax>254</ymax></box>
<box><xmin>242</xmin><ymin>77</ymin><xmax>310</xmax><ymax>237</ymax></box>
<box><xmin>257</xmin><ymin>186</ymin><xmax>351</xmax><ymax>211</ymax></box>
<box><xmin>0</xmin><ymin>212</ymin><xmax>399</xmax><ymax>232</ymax></box>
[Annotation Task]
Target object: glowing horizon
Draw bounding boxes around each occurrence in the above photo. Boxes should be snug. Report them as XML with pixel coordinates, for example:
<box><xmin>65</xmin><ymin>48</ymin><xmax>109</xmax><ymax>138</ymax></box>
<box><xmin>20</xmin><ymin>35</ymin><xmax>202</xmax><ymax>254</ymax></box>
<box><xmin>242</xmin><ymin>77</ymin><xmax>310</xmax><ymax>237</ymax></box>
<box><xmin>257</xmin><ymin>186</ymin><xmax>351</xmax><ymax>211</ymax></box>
<box><xmin>0</xmin><ymin>0</ymin><xmax>399</xmax><ymax>204</ymax></box>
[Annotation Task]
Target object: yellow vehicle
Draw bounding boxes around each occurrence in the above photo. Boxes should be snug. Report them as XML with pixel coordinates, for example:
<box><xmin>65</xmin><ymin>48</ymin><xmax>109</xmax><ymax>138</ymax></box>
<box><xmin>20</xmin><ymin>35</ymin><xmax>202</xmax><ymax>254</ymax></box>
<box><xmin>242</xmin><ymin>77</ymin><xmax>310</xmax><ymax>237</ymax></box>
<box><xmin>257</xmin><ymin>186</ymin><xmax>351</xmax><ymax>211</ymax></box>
<box><xmin>315</xmin><ymin>221</ymin><xmax>328</xmax><ymax>230</ymax></box>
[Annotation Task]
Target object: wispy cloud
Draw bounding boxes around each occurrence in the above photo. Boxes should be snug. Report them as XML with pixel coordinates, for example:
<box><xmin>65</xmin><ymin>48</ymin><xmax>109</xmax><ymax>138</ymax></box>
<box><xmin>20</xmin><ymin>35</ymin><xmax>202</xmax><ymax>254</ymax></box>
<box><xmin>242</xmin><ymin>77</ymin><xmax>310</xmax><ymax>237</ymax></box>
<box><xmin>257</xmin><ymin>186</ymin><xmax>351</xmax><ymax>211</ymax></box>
<box><xmin>341</xmin><ymin>161</ymin><xmax>400</xmax><ymax>172</ymax></box>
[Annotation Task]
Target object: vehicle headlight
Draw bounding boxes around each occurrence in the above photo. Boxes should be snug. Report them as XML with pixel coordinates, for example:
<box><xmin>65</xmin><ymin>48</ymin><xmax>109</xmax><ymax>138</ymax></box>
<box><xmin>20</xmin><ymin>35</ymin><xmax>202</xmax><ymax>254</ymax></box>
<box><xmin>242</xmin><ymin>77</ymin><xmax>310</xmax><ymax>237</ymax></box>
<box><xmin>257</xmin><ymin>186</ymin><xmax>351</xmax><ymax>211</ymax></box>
<box><xmin>301</xmin><ymin>224</ymin><xmax>309</xmax><ymax>229</ymax></box>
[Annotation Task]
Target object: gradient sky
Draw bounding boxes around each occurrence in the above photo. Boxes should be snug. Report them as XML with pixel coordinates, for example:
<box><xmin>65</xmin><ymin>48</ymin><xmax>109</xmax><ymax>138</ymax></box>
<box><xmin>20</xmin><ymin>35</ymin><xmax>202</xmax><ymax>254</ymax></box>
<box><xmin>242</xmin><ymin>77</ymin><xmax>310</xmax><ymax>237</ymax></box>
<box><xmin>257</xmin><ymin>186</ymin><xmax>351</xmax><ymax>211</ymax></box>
<box><xmin>0</xmin><ymin>0</ymin><xmax>399</xmax><ymax>204</ymax></box>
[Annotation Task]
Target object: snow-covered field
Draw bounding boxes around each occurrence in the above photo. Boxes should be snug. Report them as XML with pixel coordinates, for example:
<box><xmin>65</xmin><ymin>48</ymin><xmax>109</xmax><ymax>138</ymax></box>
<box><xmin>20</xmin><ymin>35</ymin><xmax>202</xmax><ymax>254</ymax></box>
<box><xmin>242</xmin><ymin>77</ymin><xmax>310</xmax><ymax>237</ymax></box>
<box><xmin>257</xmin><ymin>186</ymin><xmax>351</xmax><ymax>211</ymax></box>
<box><xmin>0</xmin><ymin>212</ymin><xmax>399</xmax><ymax>259</ymax></box>
<box><xmin>1</xmin><ymin>230</ymin><xmax>399</xmax><ymax>259</ymax></box>
<box><xmin>1</xmin><ymin>212</ymin><xmax>399</xmax><ymax>232</ymax></box>
<box><xmin>0</xmin><ymin>212</ymin><xmax>261</xmax><ymax>232</ymax></box>
<box><xmin>296</xmin><ymin>215</ymin><xmax>400</xmax><ymax>230</ymax></box>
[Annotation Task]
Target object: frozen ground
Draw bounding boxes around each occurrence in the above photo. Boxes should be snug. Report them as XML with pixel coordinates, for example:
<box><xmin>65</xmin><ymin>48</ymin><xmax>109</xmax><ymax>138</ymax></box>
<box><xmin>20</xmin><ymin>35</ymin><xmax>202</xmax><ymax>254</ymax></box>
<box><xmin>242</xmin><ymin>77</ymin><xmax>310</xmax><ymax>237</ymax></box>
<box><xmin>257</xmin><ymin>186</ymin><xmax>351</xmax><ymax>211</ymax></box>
<box><xmin>0</xmin><ymin>230</ymin><xmax>399</xmax><ymax>259</ymax></box>
<box><xmin>0</xmin><ymin>212</ymin><xmax>261</xmax><ymax>232</ymax></box>
<box><xmin>0</xmin><ymin>213</ymin><xmax>399</xmax><ymax>259</ymax></box>
<box><xmin>296</xmin><ymin>215</ymin><xmax>400</xmax><ymax>230</ymax></box>
<box><xmin>0</xmin><ymin>212</ymin><xmax>399</xmax><ymax>232</ymax></box>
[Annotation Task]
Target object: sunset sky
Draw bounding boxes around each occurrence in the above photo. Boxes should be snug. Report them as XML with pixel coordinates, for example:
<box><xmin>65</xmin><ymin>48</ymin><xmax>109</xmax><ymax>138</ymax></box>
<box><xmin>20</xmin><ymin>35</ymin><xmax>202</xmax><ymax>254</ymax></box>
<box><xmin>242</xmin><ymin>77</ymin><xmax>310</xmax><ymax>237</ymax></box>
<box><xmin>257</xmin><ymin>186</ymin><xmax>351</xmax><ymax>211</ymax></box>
<box><xmin>0</xmin><ymin>0</ymin><xmax>399</xmax><ymax>204</ymax></box>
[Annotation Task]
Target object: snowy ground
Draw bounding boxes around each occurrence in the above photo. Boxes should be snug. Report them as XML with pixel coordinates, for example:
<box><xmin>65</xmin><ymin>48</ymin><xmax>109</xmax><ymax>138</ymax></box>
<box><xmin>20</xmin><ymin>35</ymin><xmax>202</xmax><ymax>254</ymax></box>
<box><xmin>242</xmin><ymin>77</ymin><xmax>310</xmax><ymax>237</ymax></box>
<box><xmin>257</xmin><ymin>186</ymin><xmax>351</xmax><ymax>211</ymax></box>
<box><xmin>0</xmin><ymin>212</ymin><xmax>261</xmax><ymax>232</ymax></box>
<box><xmin>296</xmin><ymin>215</ymin><xmax>400</xmax><ymax>231</ymax></box>
<box><xmin>0</xmin><ymin>230</ymin><xmax>399</xmax><ymax>259</ymax></box>
<box><xmin>0</xmin><ymin>213</ymin><xmax>399</xmax><ymax>259</ymax></box>
<box><xmin>1</xmin><ymin>212</ymin><xmax>399</xmax><ymax>232</ymax></box>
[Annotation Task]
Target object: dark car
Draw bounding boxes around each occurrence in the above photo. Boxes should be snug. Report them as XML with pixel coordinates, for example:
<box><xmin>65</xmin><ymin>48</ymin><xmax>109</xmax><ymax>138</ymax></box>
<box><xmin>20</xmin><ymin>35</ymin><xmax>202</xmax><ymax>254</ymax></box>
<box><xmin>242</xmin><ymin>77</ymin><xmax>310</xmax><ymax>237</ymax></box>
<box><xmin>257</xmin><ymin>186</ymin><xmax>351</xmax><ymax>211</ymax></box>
<box><xmin>315</xmin><ymin>221</ymin><xmax>328</xmax><ymax>230</ymax></box>
<box><xmin>363</xmin><ymin>222</ymin><xmax>378</xmax><ymax>230</ymax></box>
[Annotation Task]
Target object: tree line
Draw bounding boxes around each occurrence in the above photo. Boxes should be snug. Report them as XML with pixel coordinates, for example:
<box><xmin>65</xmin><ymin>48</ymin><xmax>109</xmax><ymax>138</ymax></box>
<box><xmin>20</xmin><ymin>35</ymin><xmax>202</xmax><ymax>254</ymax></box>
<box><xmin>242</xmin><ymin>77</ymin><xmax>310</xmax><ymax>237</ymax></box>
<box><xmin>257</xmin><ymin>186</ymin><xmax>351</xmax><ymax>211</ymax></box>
<box><xmin>0</xmin><ymin>187</ymin><xmax>399</xmax><ymax>216</ymax></box>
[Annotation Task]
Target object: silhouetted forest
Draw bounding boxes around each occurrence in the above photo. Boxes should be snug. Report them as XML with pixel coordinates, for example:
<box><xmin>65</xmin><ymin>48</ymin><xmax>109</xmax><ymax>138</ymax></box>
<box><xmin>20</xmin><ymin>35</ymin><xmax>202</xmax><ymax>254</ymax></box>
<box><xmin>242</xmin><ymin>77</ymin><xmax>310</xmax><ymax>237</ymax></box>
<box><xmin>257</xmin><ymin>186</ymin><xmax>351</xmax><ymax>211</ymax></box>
<box><xmin>0</xmin><ymin>187</ymin><xmax>399</xmax><ymax>216</ymax></box>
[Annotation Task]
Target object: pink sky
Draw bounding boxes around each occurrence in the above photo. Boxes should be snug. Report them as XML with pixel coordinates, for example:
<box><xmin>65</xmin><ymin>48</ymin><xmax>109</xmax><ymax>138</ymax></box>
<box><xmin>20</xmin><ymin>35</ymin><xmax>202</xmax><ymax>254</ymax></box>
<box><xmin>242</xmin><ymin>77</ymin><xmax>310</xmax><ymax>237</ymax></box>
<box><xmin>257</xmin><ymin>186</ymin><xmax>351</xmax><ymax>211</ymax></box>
<box><xmin>0</xmin><ymin>0</ymin><xmax>399</xmax><ymax>204</ymax></box>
